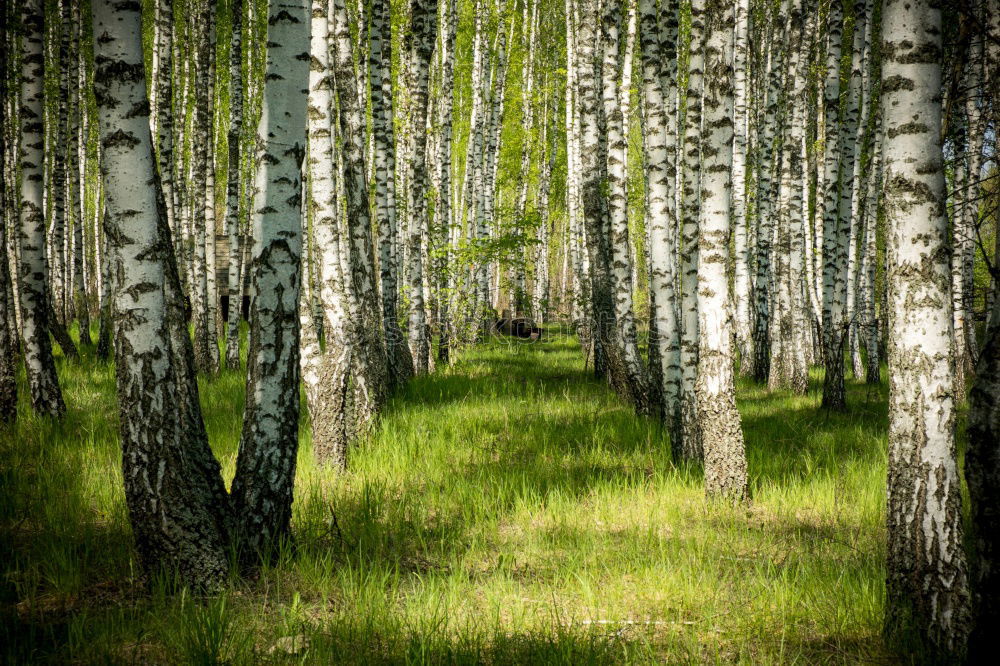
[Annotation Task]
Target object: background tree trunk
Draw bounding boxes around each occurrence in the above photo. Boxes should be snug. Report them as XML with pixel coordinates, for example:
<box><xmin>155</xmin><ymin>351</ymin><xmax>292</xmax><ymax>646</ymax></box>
<box><xmin>677</xmin><ymin>0</ymin><xmax>705</xmax><ymax>459</ymax></box>
<box><xmin>18</xmin><ymin>0</ymin><xmax>65</xmax><ymax>419</ymax></box>
<box><xmin>370</xmin><ymin>0</ymin><xmax>415</xmax><ymax>388</ymax></box>
<box><xmin>224</xmin><ymin>0</ymin><xmax>245</xmax><ymax>371</ymax></box>
<box><xmin>404</xmin><ymin>0</ymin><xmax>438</xmax><ymax>376</ymax></box>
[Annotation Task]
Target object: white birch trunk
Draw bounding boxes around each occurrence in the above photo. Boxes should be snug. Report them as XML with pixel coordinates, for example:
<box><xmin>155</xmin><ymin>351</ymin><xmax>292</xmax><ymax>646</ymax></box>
<box><xmin>698</xmin><ymin>0</ymin><xmax>747</xmax><ymax>501</ymax></box>
<box><xmin>732</xmin><ymin>0</ymin><xmax>752</xmax><ymax>375</ymax></box>
<box><xmin>883</xmin><ymin>0</ymin><xmax>971</xmax><ymax>654</ymax></box>
<box><xmin>602</xmin><ymin>0</ymin><xmax>648</xmax><ymax>413</ymax></box>
<box><xmin>93</xmin><ymin>0</ymin><xmax>231</xmax><ymax>589</ymax></box>
<box><xmin>639</xmin><ymin>0</ymin><xmax>681</xmax><ymax>449</ymax></box>
<box><xmin>224</xmin><ymin>0</ymin><xmax>245</xmax><ymax>370</ymax></box>
<box><xmin>18</xmin><ymin>0</ymin><xmax>65</xmax><ymax>417</ymax></box>
<box><xmin>230</xmin><ymin>0</ymin><xmax>310</xmax><ymax>557</ymax></box>
<box><xmin>678</xmin><ymin>0</ymin><xmax>705</xmax><ymax>458</ymax></box>
<box><xmin>820</xmin><ymin>0</ymin><xmax>847</xmax><ymax>410</ymax></box>
<box><xmin>404</xmin><ymin>0</ymin><xmax>438</xmax><ymax>375</ymax></box>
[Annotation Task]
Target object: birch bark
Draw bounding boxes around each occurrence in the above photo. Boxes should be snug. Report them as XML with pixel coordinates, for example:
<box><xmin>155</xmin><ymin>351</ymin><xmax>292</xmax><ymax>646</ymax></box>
<box><xmin>370</xmin><ymin>0</ymin><xmax>415</xmax><ymax>388</ymax></box>
<box><xmin>699</xmin><ymin>0</ymin><xmax>747</xmax><ymax>501</ymax></box>
<box><xmin>602</xmin><ymin>0</ymin><xmax>649</xmax><ymax>414</ymax></box>
<box><xmin>18</xmin><ymin>0</ymin><xmax>65</xmax><ymax>418</ymax></box>
<box><xmin>678</xmin><ymin>0</ymin><xmax>705</xmax><ymax>458</ymax></box>
<box><xmin>230</xmin><ymin>0</ymin><xmax>310</xmax><ymax>558</ymax></box>
<box><xmin>639</xmin><ymin>0</ymin><xmax>681</xmax><ymax>451</ymax></box>
<box><xmin>821</xmin><ymin>0</ymin><xmax>847</xmax><ymax>411</ymax></box>
<box><xmin>94</xmin><ymin>0</ymin><xmax>231</xmax><ymax>589</ymax></box>
<box><xmin>224</xmin><ymin>0</ymin><xmax>245</xmax><ymax>370</ymax></box>
<box><xmin>404</xmin><ymin>0</ymin><xmax>438</xmax><ymax>375</ymax></box>
<box><xmin>883</xmin><ymin>0</ymin><xmax>971</xmax><ymax>654</ymax></box>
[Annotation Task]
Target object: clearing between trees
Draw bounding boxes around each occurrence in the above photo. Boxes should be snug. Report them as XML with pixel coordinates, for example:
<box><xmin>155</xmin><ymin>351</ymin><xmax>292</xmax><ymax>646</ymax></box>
<box><xmin>3</xmin><ymin>326</ymin><xmax>890</xmax><ymax>663</ymax></box>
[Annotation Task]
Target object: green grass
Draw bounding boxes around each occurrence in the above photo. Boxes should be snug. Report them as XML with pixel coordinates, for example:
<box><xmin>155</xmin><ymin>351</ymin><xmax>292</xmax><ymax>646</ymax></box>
<box><xmin>1</xmin><ymin>325</ymin><xmax>892</xmax><ymax>663</ymax></box>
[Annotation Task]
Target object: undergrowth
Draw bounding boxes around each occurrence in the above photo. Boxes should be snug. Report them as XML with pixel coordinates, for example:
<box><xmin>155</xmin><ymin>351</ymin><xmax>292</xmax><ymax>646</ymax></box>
<box><xmin>1</xmin><ymin>325</ymin><xmax>892</xmax><ymax>663</ymax></box>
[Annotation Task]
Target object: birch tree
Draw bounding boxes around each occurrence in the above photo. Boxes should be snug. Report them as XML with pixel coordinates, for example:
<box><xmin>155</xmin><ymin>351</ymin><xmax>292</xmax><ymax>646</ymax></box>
<box><xmin>229</xmin><ymin>0</ymin><xmax>310</xmax><ymax>559</ymax></box>
<box><xmin>404</xmin><ymin>0</ymin><xmax>438</xmax><ymax>375</ymax></box>
<box><xmin>601</xmin><ymin>0</ymin><xmax>648</xmax><ymax>414</ymax></box>
<box><xmin>678</xmin><ymin>0</ymin><xmax>705</xmax><ymax>458</ymax></box>
<box><xmin>968</xmin><ymin>288</ymin><xmax>1000</xmax><ymax>662</ymax></box>
<box><xmin>512</xmin><ymin>0</ymin><xmax>539</xmax><ymax>315</ymax></box>
<box><xmin>190</xmin><ymin>1</ymin><xmax>219</xmax><ymax>375</ymax></box>
<box><xmin>821</xmin><ymin>0</ymin><xmax>847</xmax><ymax>411</ymax></box>
<box><xmin>882</xmin><ymin>0</ymin><xmax>971</xmax><ymax>654</ymax></box>
<box><xmin>751</xmin><ymin>0</ymin><xmax>784</xmax><ymax>384</ymax></box>
<box><xmin>304</xmin><ymin>0</ymin><xmax>351</xmax><ymax>467</ymax></box>
<box><xmin>639</xmin><ymin>0</ymin><xmax>681</xmax><ymax>450</ymax></box>
<box><xmin>153</xmin><ymin>0</ymin><xmax>176</xmax><ymax>244</ymax></box>
<box><xmin>732</xmin><ymin>0</ymin><xmax>752</xmax><ymax>374</ymax></box>
<box><xmin>0</xmin><ymin>31</ymin><xmax>14</xmax><ymax>421</ymax></box>
<box><xmin>326</xmin><ymin>0</ymin><xmax>390</xmax><ymax>446</ymax></box>
<box><xmin>966</xmin><ymin>1</ymin><xmax>1000</xmax><ymax>655</ymax></box>
<box><xmin>841</xmin><ymin>0</ymin><xmax>868</xmax><ymax>382</ymax></box>
<box><xmin>18</xmin><ymin>0</ymin><xmax>66</xmax><ymax>418</ymax></box>
<box><xmin>697</xmin><ymin>0</ymin><xmax>747</xmax><ymax>500</ymax></box>
<box><xmin>93</xmin><ymin>0</ymin><xmax>231</xmax><ymax>589</ymax></box>
<box><xmin>574</xmin><ymin>0</ymin><xmax>643</xmax><ymax>412</ymax></box>
<box><xmin>532</xmin><ymin>94</ymin><xmax>553</xmax><ymax>320</ymax></box>
<box><xmin>434</xmin><ymin>0</ymin><xmax>457</xmax><ymax>360</ymax></box>
<box><xmin>768</xmin><ymin>0</ymin><xmax>807</xmax><ymax>394</ymax></box>
<box><xmin>66</xmin><ymin>0</ymin><xmax>89</xmax><ymax>347</ymax></box>
<box><xmin>224</xmin><ymin>0</ymin><xmax>245</xmax><ymax>370</ymax></box>
<box><xmin>370</xmin><ymin>0</ymin><xmax>415</xmax><ymax>387</ymax></box>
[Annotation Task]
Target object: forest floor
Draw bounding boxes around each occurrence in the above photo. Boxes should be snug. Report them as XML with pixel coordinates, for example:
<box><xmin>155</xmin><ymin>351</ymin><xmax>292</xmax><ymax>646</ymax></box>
<box><xmin>2</xmin><ymin>325</ymin><xmax>897</xmax><ymax>663</ymax></box>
